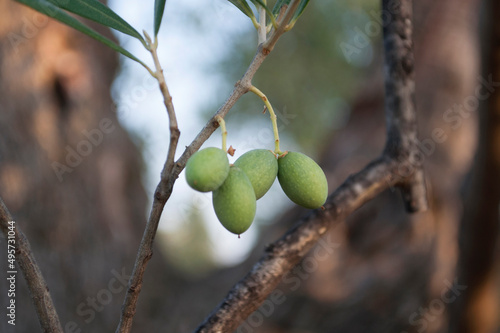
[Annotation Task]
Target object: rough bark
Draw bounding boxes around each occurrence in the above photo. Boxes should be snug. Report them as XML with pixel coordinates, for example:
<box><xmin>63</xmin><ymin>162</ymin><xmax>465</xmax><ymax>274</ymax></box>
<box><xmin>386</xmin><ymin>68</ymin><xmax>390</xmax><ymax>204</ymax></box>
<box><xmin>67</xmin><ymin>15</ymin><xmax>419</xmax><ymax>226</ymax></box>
<box><xmin>381</xmin><ymin>0</ymin><xmax>427</xmax><ymax>212</ymax></box>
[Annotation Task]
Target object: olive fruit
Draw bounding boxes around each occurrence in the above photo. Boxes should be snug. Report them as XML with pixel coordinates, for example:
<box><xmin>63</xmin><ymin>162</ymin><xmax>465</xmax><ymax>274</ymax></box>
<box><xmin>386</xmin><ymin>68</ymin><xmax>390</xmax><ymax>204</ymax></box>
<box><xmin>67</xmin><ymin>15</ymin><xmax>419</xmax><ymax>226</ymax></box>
<box><xmin>212</xmin><ymin>166</ymin><xmax>256</xmax><ymax>235</ymax></box>
<box><xmin>185</xmin><ymin>147</ymin><xmax>229</xmax><ymax>192</ymax></box>
<box><xmin>277</xmin><ymin>151</ymin><xmax>328</xmax><ymax>209</ymax></box>
<box><xmin>234</xmin><ymin>149</ymin><xmax>278</xmax><ymax>199</ymax></box>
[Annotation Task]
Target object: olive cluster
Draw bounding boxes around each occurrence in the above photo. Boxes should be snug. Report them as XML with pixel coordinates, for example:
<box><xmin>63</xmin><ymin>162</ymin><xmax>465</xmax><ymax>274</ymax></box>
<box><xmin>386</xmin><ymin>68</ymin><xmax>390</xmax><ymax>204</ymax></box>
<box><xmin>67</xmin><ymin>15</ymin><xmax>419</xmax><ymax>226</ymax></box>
<box><xmin>185</xmin><ymin>148</ymin><xmax>328</xmax><ymax>236</ymax></box>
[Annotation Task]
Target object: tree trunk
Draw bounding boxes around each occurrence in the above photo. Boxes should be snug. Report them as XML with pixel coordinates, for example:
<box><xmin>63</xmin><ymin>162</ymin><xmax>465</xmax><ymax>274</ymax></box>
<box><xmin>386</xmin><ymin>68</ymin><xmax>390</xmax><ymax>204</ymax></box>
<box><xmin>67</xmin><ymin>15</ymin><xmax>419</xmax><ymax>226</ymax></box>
<box><xmin>450</xmin><ymin>0</ymin><xmax>500</xmax><ymax>332</ymax></box>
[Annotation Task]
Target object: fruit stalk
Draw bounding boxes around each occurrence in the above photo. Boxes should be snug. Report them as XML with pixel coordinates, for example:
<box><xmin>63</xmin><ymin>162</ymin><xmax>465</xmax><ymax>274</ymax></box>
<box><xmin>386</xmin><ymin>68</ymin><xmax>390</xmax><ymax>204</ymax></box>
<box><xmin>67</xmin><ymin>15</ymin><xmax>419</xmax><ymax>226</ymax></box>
<box><xmin>249</xmin><ymin>85</ymin><xmax>281</xmax><ymax>154</ymax></box>
<box><xmin>146</xmin><ymin>32</ymin><xmax>180</xmax><ymax>181</ymax></box>
<box><xmin>216</xmin><ymin>116</ymin><xmax>227</xmax><ymax>152</ymax></box>
<box><xmin>117</xmin><ymin>31</ymin><xmax>181</xmax><ymax>333</ymax></box>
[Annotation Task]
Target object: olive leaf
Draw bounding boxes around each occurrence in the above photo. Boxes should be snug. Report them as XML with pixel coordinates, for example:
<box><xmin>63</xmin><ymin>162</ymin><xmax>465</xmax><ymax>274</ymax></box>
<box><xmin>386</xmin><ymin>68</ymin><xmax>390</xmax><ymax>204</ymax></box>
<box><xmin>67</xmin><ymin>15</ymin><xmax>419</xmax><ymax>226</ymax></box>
<box><xmin>45</xmin><ymin>0</ymin><xmax>145</xmax><ymax>44</ymax></box>
<box><xmin>248</xmin><ymin>0</ymin><xmax>277</xmax><ymax>27</ymax></box>
<box><xmin>15</xmin><ymin>0</ymin><xmax>148</xmax><ymax>69</ymax></box>
<box><xmin>290</xmin><ymin>0</ymin><xmax>310</xmax><ymax>23</ymax></box>
<box><xmin>227</xmin><ymin>0</ymin><xmax>256</xmax><ymax>20</ymax></box>
<box><xmin>271</xmin><ymin>0</ymin><xmax>290</xmax><ymax>16</ymax></box>
<box><xmin>154</xmin><ymin>0</ymin><xmax>167</xmax><ymax>36</ymax></box>
<box><xmin>248</xmin><ymin>0</ymin><xmax>271</xmax><ymax>16</ymax></box>
<box><xmin>271</xmin><ymin>0</ymin><xmax>310</xmax><ymax>26</ymax></box>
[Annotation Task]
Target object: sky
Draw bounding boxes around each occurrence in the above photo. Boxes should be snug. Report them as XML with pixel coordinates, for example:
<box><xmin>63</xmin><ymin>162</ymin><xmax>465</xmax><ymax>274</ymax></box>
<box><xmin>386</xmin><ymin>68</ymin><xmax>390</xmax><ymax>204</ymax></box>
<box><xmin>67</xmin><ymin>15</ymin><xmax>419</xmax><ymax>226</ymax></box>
<box><xmin>108</xmin><ymin>0</ymin><xmax>295</xmax><ymax>266</ymax></box>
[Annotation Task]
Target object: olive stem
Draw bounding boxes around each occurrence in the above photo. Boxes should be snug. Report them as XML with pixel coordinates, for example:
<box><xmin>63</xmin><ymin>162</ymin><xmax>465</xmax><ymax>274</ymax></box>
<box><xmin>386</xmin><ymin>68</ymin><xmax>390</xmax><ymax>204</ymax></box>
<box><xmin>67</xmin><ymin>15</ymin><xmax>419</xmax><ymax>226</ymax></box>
<box><xmin>116</xmin><ymin>31</ymin><xmax>180</xmax><ymax>333</ymax></box>
<box><xmin>248</xmin><ymin>85</ymin><xmax>281</xmax><ymax>154</ymax></box>
<box><xmin>216</xmin><ymin>116</ymin><xmax>228</xmax><ymax>152</ymax></box>
<box><xmin>0</xmin><ymin>198</ymin><xmax>63</xmax><ymax>332</ymax></box>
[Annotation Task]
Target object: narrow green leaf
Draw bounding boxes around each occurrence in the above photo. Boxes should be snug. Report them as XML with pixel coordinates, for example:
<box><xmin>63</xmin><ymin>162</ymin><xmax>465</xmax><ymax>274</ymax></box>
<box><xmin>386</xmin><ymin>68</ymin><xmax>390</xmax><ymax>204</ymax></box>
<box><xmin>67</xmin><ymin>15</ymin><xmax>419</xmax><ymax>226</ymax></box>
<box><xmin>45</xmin><ymin>0</ymin><xmax>145</xmax><ymax>44</ymax></box>
<box><xmin>291</xmin><ymin>0</ymin><xmax>310</xmax><ymax>22</ymax></box>
<box><xmin>154</xmin><ymin>0</ymin><xmax>167</xmax><ymax>36</ymax></box>
<box><xmin>228</xmin><ymin>0</ymin><xmax>256</xmax><ymax>19</ymax></box>
<box><xmin>15</xmin><ymin>0</ymin><xmax>149</xmax><ymax>69</ymax></box>
<box><xmin>271</xmin><ymin>0</ymin><xmax>290</xmax><ymax>16</ymax></box>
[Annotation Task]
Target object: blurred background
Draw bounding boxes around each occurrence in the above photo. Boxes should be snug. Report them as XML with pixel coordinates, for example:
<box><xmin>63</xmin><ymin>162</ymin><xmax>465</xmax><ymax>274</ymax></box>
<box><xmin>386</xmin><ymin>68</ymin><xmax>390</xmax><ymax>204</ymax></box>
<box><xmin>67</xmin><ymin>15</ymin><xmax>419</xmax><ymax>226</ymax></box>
<box><xmin>0</xmin><ymin>0</ymin><xmax>498</xmax><ymax>332</ymax></box>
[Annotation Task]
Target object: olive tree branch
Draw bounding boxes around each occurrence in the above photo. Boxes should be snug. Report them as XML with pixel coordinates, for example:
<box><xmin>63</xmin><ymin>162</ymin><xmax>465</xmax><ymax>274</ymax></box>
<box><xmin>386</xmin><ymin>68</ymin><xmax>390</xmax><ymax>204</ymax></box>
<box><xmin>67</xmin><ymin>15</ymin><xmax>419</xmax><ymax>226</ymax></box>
<box><xmin>147</xmin><ymin>34</ymin><xmax>181</xmax><ymax>197</ymax></box>
<box><xmin>263</xmin><ymin>0</ymin><xmax>301</xmax><ymax>53</ymax></box>
<box><xmin>0</xmin><ymin>197</ymin><xmax>63</xmax><ymax>333</ymax></box>
<box><xmin>194</xmin><ymin>0</ymin><xmax>427</xmax><ymax>331</ymax></box>
<box><xmin>116</xmin><ymin>5</ymin><xmax>299</xmax><ymax>332</ymax></box>
<box><xmin>381</xmin><ymin>0</ymin><xmax>428</xmax><ymax>212</ymax></box>
<box><xmin>116</xmin><ymin>32</ymin><xmax>181</xmax><ymax>333</ymax></box>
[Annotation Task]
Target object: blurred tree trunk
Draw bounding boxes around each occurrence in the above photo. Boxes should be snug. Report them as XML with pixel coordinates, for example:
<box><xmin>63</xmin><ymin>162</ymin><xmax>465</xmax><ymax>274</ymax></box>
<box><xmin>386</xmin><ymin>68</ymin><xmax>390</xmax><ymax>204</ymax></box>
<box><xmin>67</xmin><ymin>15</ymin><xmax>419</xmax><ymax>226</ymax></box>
<box><xmin>0</xmin><ymin>2</ymin><xmax>171</xmax><ymax>332</ymax></box>
<box><xmin>449</xmin><ymin>0</ymin><xmax>500</xmax><ymax>332</ymax></box>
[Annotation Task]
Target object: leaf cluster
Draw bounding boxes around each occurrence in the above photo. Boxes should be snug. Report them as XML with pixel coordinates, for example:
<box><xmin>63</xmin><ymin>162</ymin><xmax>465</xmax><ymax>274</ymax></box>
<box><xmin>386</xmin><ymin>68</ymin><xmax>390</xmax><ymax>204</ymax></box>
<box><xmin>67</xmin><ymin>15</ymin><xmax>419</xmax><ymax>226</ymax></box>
<box><xmin>16</xmin><ymin>0</ymin><xmax>168</xmax><ymax>69</ymax></box>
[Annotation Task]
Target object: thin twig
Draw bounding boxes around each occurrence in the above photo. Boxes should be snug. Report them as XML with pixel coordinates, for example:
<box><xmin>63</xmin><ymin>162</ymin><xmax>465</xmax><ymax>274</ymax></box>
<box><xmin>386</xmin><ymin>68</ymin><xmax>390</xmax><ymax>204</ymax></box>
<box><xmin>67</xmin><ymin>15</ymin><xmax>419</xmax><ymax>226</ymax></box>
<box><xmin>149</xmin><ymin>34</ymin><xmax>181</xmax><ymax>196</ymax></box>
<box><xmin>263</xmin><ymin>0</ymin><xmax>301</xmax><ymax>53</ymax></box>
<box><xmin>115</xmin><ymin>34</ymin><xmax>180</xmax><ymax>333</ymax></box>
<box><xmin>381</xmin><ymin>0</ymin><xmax>428</xmax><ymax>212</ymax></box>
<box><xmin>116</xmin><ymin>9</ymin><xmax>297</xmax><ymax>332</ymax></box>
<box><xmin>0</xmin><ymin>197</ymin><xmax>63</xmax><ymax>333</ymax></box>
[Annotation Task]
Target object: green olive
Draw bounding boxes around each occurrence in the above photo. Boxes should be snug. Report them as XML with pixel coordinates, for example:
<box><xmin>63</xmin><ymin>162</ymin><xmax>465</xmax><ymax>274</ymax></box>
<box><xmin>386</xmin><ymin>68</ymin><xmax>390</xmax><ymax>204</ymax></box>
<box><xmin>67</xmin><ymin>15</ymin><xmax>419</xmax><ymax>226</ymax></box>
<box><xmin>212</xmin><ymin>166</ymin><xmax>256</xmax><ymax>235</ymax></box>
<box><xmin>185</xmin><ymin>147</ymin><xmax>229</xmax><ymax>192</ymax></box>
<box><xmin>234</xmin><ymin>149</ymin><xmax>278</xmax><ymax>199</ymax></box>
<box><xmin>277</xmin><ymin>151</ymin><xmax>328</xmax><ymax>209</ymax></box>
